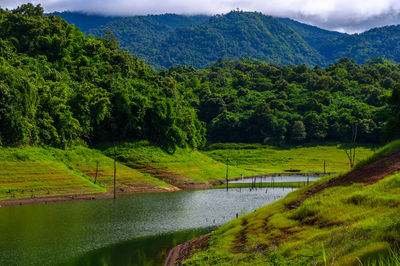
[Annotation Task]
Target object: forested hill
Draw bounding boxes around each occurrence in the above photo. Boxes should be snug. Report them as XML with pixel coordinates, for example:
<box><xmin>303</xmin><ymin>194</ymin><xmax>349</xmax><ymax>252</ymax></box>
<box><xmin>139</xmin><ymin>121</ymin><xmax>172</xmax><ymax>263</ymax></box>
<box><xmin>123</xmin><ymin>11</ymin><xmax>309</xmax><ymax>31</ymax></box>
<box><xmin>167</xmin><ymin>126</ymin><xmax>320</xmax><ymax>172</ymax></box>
<box><xmin>319</xmin><ymin>25</ymin><xmax>400</xmax><ymax>64</ymax></box>
<box><xmin>0</xmin><ymin>4</ymin><xmax>206</xmax><ymax>152</ymax></box>
<box><xmin>87</xmin><ymin>14</ymin><xmax>210</xmax><ymax>69</ymax></box>
<box><xmin>55</xmin><ymin>11</ymin><xmax>400</xmax><ymax>70</ymax></box>
<box><xmin>2</xmin><ymin>4</ymin><xmax>400</xmax><ymax>151</ymax></box>
<box><xmin>55</xmin><ymin>11</ymin><xmax>334</xmax><ymax>69</ymax></box>
<box><xmin>277</xmin><ymin>18</ymin><xmax>344</xmax><ymax>50</ymax></box>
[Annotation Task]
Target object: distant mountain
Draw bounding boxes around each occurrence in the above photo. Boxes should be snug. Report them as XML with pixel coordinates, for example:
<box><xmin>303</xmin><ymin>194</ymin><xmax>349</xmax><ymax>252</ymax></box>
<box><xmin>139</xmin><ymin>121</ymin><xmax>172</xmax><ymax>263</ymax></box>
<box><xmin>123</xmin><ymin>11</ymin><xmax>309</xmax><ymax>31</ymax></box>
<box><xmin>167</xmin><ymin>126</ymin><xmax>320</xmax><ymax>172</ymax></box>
<box><xmin>319</xmin><ymin>25</ymin><xmax>400</xmax><ymax>63</ymax></box>
<box><xmin>81</xmin><ymin>11</ymin><xmax>329</xmax><ymax>68</ymax></box>
<box><xmin>54</xmin><ymin>11</ymin><xmax>400</xmax><ymax>69</ymax></box>
<box><xmin>277</xmin><ymin>18</ymin><xmax>344</xmax><ymax>50</ymax></box>
<box><xmin>88</xmin><ymin>14</ymin><xmax>210</xmax><ymax>69</ymax></box>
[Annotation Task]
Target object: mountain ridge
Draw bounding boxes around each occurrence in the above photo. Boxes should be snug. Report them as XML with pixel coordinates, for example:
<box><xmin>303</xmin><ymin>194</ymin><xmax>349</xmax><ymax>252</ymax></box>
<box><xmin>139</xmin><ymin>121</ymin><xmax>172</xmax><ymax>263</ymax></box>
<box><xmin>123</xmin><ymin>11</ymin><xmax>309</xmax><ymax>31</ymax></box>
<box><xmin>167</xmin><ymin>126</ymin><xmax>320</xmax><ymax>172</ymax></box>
<box><xmin>53</xmin><ymin>11</ymin><xmax>400</xmax><ymax>69</ymax></box>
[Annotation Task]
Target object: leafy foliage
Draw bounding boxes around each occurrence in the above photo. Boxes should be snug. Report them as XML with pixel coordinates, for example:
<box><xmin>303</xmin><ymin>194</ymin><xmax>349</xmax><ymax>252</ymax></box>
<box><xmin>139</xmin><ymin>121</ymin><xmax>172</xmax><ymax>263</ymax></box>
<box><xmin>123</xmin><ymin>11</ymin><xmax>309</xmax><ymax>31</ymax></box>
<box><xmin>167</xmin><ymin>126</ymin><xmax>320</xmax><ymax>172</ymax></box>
<box><xmin>62</xmin><ymin>11</ymin><xmax>400</xmax><ymax>70</ymax></box>
<box><xmin>162</xmin><ymin>57</ymin><xmax>396</xmax><ymax>145</ymax></box>
<box><xmin>1</xmin><ymin>5</ymin><xmax>399</xmax><ymax>150</ymax></box>
<box><xmin>0</xmin><ymin>4</ymin><xmax>206</xmax><ymax>150</ymax></box>
<box><xmin>83</xmin><ymin>11</ymin><xmax>325</xmax><ymax>69</ymax></box>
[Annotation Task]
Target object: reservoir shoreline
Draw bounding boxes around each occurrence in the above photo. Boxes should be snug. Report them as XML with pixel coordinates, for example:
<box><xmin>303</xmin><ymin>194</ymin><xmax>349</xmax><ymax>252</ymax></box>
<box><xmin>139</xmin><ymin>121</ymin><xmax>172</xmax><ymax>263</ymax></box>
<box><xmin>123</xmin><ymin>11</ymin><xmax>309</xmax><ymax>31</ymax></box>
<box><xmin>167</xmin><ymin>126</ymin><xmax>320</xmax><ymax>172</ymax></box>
<box><xmin>0</xmin><ymin>172</ymin><xmax>327</xmax><ymax>207</ymax></box>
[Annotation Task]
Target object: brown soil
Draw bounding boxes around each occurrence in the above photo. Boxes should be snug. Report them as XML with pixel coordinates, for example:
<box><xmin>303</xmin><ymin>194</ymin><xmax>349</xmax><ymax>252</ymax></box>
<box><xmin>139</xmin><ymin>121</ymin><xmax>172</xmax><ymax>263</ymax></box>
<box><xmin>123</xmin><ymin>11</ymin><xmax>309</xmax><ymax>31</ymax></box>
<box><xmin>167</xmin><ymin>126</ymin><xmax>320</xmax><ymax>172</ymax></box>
<box><xmin>290</xmin><ymin>151</ymin><xmax>400</xmax><ymax>209</ymax></box>
<box><xmin>232</xmin><ymin>218</ymin><xmax>248</xmax><ymax>253</ymax></box>
<box><xmin>0</xmin><ymin>187</ymin><xmax>176</xmax><ymax>207</ymax></box>
<box><xmin>140</xmin><ymin>166</ymin><xmax>223</xmax><ymax>189</ymax></box>
<box><xmin>164</xmin><ymin>233</ymin><xmax>211</xmax><ymax>266</ymax></box>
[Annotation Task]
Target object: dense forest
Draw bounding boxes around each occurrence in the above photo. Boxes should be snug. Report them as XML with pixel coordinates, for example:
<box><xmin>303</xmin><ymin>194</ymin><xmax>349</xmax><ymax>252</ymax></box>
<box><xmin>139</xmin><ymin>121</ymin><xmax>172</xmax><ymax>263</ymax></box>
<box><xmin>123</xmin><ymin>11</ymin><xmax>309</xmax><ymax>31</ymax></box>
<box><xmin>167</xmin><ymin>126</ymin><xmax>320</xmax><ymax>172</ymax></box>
<box><xmin>163</xmin><ymin>57</ymin><xmax>400</xmax><ymax>144</ymax></box>
<box><xmin>0</xmin><ymin>4</ymin><xmax>205</xmax><ymax>151</ymax></box>
<box><xmin>84</xmin><ymin>12</ymin><xmax>326</xmax><ymax>69</ymax></box>
<box><xmin>1</xmin><ymin>4</ymin><xmax>400</xmax><ymax>151</ymax></box>
<box><xmin>58</xmin><ymin>11</ymin><xmax>400</xmax><ymax>70</ymax></box>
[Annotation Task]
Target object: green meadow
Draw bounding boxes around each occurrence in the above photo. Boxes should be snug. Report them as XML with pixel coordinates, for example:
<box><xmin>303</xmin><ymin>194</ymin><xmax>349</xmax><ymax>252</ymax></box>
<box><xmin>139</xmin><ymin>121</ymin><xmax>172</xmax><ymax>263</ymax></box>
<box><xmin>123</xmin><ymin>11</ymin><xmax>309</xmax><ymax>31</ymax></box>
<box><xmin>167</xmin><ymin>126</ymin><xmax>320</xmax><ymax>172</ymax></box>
<box><xmin>204</xmin><ymin>143</ymin><xmax>375</xmax><ymax>174</ymax></box>
<box><xmin>186</xmin><ymin>141</ymin><xmax>400</xmax><ymax>265</ymax></box>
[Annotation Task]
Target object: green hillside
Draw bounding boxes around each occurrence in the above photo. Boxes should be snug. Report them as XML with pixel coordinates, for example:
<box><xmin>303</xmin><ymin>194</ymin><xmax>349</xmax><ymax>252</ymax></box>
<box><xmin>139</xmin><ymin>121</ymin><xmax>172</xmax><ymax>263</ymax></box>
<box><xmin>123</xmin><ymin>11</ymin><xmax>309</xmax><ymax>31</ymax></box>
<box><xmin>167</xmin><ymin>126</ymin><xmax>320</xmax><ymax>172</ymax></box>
<box><xmin>80</xmin><ymin>11</ymin><xmax>327</xmax><ymax>69</ymax></box>
<box><xmin>204</xmin><ymin>143</ymin><xmax>374</xmax><ymax>174</ymax></box>
<box><xmin>0</xmin><ymin>146</ymin><xmax>175</xmax><ymax>201</ymax></box>
<box><xmin>58</xmin><ymin>11</ymin><xmax>400</xmax><ymax>69</ymax></box>
<box><xmin>156</xmin><ymin>12</ymin><xmax>324</xmax><ymax>68</ymax></box>
<box><xmin>98</xmin><ymin>141</ymin><xmax>258</xmax><ymax>187</ymax></box>
<box><xmin>320</xmin><ymin>25</ymin><xmax>400</xmax><ymax>64</ymax></box>
<box><xmin>87</xmin><ymin>14</ymin><xmax>209</xmax><ymax>69</ymax></box>
<box><xmin>277</xmin><ymin>17</ymin><xmax>343</xmax><ymax>50</ymax></box>
<box><xmin>184</xmin><ymin>141</ymin><xmax>400</xmax><ymax>265</ymax></box>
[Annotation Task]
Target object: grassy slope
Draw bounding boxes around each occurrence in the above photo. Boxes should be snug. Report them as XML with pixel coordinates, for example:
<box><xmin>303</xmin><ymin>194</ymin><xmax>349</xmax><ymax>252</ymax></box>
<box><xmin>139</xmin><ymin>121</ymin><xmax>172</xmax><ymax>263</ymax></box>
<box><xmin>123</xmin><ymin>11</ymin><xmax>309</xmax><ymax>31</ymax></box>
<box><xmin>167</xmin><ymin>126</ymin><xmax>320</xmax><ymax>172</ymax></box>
<box><xmin>0</xmin><ymin>146</ymin><xmax>175</xmax><ymax>201</ymax></box>
<box><xmin>186</xmin><ymin>141</ymin><xmax>400</xmax><ymax>265</ymax></box>
<box><xmin>0</xmin><ymin>142</ymin><xmax>375</xmax><ymax>201</ymax></box>
<box><xmin>100</xmin><ymin>142</ymin><xmax>258</xmax><ymax>186</ymax></box>
<box><xmin>204</xmin><ymin>143</ymin><xmax>374</xmax><ymax>174</ymax></box>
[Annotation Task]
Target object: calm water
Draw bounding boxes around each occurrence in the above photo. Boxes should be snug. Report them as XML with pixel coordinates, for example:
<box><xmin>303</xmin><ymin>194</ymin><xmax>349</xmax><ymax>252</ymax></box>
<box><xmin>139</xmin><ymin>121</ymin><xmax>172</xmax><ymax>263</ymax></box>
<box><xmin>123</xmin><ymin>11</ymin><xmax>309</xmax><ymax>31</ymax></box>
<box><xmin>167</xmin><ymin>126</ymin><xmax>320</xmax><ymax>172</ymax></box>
<box><xmin>229</xmin><ymin>175</ymin><xmax>321</xmax><ymax>183</ymax></box>
<box><xmin>0</xmin><ymin>188</ymin><xmax>293</xmax><ymax>266</ymax></box>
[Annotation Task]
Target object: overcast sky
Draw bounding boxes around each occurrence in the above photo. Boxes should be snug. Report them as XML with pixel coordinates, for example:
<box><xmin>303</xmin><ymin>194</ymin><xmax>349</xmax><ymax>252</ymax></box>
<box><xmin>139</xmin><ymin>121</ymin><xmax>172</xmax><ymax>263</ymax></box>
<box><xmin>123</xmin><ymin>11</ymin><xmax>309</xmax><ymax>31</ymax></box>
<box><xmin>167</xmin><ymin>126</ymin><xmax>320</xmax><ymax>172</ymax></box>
<box><xmin>2</xmin><ymin>0</ymin><xmax>400</xmax><ymax>33</ymax></box>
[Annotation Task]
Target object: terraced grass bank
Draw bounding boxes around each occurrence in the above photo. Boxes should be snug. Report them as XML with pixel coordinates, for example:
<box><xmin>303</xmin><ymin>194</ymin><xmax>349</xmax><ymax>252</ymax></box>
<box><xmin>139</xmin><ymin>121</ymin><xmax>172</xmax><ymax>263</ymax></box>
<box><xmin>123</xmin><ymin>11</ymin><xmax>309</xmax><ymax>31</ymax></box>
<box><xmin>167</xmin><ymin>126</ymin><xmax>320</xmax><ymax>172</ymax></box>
<box><xmin>176</xmin><ymin>141</ymin><xmax>400</xmax><ymax>265</ymax></box>
<box><xmin>99</xmin><ymin>141</ymin><xmax>260</xmax><ymax>189</ymax></box>
<box><xmin>0</xmin><ymin>142</ymin><xmax>374</xmax><ymax>204</ymax></box>
<box><xmin>0</xmin><ymin>146</ymin><xmax>175</xmax><ymax>203</ymax></box>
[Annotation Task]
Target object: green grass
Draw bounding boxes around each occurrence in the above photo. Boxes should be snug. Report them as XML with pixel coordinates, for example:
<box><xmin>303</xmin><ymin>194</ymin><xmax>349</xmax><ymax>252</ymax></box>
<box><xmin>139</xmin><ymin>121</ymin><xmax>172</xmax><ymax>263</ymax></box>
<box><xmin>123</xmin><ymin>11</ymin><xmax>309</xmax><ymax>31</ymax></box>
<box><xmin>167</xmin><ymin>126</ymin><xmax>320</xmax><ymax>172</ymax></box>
<box><xmin>185</xmin><ymin>141</ymin><xmax>400</xmax><ymax>265</ymax></box>
<box><xmin>0</xmin><ymin>141</ymin><xmax>379</xmax><ymax>201</ymax></box>
<box><xmin>203</xmin><ymin>143</ymin><xmax>374</xmax><ymax>174</ymax></box>
<box><xmin>0</xmin><ymin>146</ymin><xmax>175</xmax><ymax>201</ymax></box>
<box><xmin>98</xmin><ymin>141</ymin><xmax>259</xmax><ymax>185</ymax></box>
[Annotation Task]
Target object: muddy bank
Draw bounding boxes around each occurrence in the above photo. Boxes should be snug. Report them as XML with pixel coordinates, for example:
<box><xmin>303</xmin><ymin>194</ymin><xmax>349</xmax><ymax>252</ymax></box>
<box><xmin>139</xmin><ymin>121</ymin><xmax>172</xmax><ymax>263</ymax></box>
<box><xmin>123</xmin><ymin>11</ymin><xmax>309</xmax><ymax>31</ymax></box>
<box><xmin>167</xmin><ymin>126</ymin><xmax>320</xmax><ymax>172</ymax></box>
<box><xmin>0</xmin><ymin>171</ymin><xmax>323</xmax><ymax>207</ymax></box>
<box><xmin>228</xmin><ymin>172</ymin><xmax>333</xmax><ymax>182</ymax></box>
<box><xmin>165</xmin><ymin>233</ymin><xmax>211</xmax><ymax>266</ymax></box>
<box><xmin>0</xmin><ymin>180</ymin><xmax>224</xmax><ymax>207</ymax></box>
<box><xmin>0</xmin><ymin>187</ymin><xmax>178</xmax><ymax>207</ymax></box>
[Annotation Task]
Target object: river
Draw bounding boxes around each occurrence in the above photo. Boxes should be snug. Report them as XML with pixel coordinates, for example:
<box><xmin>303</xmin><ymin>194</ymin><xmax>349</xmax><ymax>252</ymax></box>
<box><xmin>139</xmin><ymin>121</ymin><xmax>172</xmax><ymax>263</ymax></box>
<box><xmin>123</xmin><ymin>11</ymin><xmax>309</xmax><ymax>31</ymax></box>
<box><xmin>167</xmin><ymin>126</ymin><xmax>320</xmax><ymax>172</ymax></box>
<box><xmin>0</xmin><ymin>188</ymin><xmax>295</xmax><ymax>265</ymax></box>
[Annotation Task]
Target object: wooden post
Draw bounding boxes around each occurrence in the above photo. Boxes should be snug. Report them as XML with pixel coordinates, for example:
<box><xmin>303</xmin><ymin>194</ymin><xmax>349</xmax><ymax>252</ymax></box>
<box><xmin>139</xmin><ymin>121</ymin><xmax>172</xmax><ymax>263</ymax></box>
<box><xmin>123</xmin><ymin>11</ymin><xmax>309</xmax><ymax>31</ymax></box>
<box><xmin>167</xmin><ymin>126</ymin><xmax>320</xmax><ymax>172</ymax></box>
<box><xmin>114</xmin><ymin>144</ymin><xmax>117</xmax><ymax>199</ymax></box>
<box><xmin>226</xmin><ymin>157</ymin><xmax>229</xmax><ymax>192</ymax></box>
<box><xmin>94</xmin><ymin>161</ymin><xmax>98</xmax><ymax>184</ymax></box>
<box><xmin>323</xmin><ymin>160</ymin><xmax>326</xmax><ymax>175</ymax></box>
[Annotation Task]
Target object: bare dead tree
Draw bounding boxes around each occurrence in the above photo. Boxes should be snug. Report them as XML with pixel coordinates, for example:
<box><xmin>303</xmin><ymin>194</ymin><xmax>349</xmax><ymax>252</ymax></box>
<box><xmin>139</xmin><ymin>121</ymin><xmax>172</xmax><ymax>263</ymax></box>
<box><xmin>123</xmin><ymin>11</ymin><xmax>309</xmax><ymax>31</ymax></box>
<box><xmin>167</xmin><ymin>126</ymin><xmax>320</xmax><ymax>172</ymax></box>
<box><xmin>226</xmin><ymin>157</ymin><xmax>229</xmax><ymax>192</ymax></box>
<box><xmin>94</xmin><ymin>161</ymin><xmax>98</xmax><ymax>184</ymax></box>
<box><xmin>344</xmin><ymin>123</ymin><xmax>358</xmax><ymax>168</ymax></box>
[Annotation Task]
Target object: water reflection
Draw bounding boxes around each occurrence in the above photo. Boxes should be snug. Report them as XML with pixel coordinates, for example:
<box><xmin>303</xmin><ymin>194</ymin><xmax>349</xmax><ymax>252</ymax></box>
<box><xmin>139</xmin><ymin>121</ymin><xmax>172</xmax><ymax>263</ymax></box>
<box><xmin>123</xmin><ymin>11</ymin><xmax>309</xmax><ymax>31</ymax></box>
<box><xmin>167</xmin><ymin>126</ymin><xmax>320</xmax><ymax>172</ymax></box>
<box><xmin>0</xmin><ymin>188</ymin><xmax>293</xmax><ymax>266</ymax></box>
<box><xmin>229</xmin><ymin>175</ymin><xmax>321</xmax><ymax>183</ymax></box>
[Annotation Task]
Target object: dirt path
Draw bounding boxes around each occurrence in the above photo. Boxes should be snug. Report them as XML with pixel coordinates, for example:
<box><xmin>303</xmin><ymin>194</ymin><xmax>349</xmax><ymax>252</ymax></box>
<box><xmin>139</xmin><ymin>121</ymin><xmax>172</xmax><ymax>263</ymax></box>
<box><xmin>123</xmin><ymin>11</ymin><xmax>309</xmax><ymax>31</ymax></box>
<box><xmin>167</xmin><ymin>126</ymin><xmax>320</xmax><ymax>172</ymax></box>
<box><xmin>290</xmin><ymin>151</ymin><xmax>400</xmax><ymax>209</ymax></box>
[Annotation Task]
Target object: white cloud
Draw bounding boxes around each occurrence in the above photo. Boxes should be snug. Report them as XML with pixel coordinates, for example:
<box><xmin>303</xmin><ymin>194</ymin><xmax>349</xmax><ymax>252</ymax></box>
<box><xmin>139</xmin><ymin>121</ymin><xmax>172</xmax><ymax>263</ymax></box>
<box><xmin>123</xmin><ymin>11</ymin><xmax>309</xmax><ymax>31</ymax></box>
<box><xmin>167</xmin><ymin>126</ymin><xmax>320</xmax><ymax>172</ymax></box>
<box><xmin>2</xmin><ymin>0</ymin><xmax>400</xmax><ymax>32</ymax></box>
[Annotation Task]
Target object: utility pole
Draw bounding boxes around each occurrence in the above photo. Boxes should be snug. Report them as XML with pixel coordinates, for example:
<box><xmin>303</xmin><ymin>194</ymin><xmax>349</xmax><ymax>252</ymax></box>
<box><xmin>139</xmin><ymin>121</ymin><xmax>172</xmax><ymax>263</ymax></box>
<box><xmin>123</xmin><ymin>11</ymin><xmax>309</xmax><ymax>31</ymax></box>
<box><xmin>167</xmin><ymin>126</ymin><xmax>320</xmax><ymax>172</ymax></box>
<box><xmin>94</xmin><ymin>161</ymin><xmax>98</xmax><ymax>184</ymax></box>
<box><xmin>225</xmin><ymin>157</ymin><xmax>229</xmax><ymax>192</ymax></box>
<box><xmin>114</xmin><ymin>144</ymin><xmax>117</xmax><ymax>200</ymax></box>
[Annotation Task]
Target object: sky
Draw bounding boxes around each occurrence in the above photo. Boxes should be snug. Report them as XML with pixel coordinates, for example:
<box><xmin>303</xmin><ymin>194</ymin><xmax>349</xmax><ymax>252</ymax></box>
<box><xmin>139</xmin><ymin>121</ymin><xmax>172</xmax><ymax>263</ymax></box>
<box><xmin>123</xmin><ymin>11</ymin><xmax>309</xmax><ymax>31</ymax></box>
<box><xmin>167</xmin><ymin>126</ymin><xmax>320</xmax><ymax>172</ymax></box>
<box><xmin>2</xmin><ymin>0</ymin><xmax>400</xmax><ymax>33</ymax></box>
